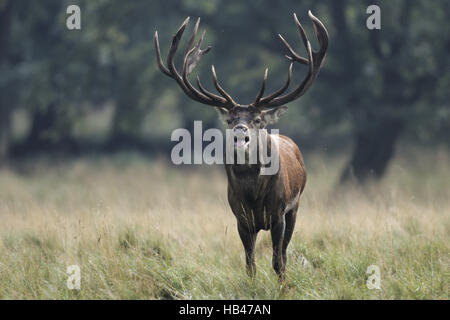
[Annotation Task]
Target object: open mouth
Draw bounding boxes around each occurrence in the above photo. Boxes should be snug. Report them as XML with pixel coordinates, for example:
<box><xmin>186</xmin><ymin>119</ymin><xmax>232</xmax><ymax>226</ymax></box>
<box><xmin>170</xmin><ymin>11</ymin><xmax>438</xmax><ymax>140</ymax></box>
<box><xmin>234</xmin><ymin>136</ymin><xmax>250</xmax><ymax>148</ymax></box>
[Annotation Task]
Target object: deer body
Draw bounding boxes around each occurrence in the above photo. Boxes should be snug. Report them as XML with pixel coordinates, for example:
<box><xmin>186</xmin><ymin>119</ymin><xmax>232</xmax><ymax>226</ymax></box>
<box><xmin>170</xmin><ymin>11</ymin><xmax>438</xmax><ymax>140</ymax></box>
<box><xmin>155</xmin><ymin>11</ymin><xmax>327</xmax><ymax>279</ymax></box>
<box><xmin>225</xmin><ymin>134</ymin><xmax>306</xmax><ymax>277</ymax></box>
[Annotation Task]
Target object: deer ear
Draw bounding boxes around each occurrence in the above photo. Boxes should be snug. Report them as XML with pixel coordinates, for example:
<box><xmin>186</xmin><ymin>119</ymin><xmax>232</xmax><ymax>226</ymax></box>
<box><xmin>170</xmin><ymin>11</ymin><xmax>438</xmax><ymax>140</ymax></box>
<box><xmin>261</xmin><ymin>106</ymin><xmax>288</xmax><ymax>124</ymax></box>
<box><xmin>215</xmin><ymin>107</ymin><xmax>230</xmax><ymax>123</ymax></box>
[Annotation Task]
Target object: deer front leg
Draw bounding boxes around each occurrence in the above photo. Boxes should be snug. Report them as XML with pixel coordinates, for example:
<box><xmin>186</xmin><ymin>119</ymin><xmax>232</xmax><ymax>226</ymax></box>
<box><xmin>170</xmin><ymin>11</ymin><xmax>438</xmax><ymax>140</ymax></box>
<box><xmin>237</xmin><ymin>222</ymin><xmax>257</xmax><ymax>277</ymax></box>
<box><xmin>271</xmin><ymin>217</ymin><xmax>286</xmax><ymax>281</ymax></box>
<box><xmin>282</xmin><ymin>207</ymin><xmax>298</xmax><ymax>267</ymax></box>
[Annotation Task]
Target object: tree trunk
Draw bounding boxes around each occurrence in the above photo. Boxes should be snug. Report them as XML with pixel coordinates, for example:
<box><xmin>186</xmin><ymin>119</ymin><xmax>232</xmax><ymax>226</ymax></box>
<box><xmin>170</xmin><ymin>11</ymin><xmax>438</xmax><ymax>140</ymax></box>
<box><xmin>108</xmin><ymin>102</ymin><xmax>143</xmax><ymax>151</ymax></box>
<box><xmin>18</xmin><ymin>103</ymin><xmax>78</xmax><ymax>154</ymax></box>
<box><xmin>25</xmin><ymin>103</ymin><xmax>58</xmax><ymax>151</ymax></box>
<box><xmin>341</xmin><ymin>116</ymin><xmax>405</xmax><ymax>183</ymax></box>
<box><xmin>0</xmin><ymin>0</ymin><xmax>12</xmax><ymax>163</ymax></box>
<box><xmin>0</xmin><ymin>108</ymin><xmax>11</xmax><ymax>162</ymax></box>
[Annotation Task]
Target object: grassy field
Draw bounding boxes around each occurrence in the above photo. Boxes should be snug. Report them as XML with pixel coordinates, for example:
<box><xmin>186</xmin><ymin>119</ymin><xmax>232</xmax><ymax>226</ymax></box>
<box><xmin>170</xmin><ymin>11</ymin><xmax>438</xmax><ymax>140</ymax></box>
<box><xmin>0</xmin><ymin>148</ymin><xmax>448</xmax><ymax>299</ymax></box>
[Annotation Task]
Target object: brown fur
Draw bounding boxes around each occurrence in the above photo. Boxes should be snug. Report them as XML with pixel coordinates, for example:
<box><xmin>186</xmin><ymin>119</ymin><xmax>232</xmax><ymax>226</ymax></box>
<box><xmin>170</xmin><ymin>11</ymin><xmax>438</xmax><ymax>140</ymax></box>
<box><xmin>224</xmin><ymin>133</ymin><xmax>306</xmax><ymax>279</ymax></box>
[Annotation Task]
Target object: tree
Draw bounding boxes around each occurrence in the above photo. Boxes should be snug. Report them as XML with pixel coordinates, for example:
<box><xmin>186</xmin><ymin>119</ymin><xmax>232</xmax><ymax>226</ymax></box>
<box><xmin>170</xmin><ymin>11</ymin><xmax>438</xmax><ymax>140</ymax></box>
<box><xmin>325</xmin><ymin>0</ymin><xmax>450</xmax><ymax>183</ymax></box>
<box><xmin>0</xmin><ymin>0</ymin><xmax>13</xmax><ymax>162</ymax></box>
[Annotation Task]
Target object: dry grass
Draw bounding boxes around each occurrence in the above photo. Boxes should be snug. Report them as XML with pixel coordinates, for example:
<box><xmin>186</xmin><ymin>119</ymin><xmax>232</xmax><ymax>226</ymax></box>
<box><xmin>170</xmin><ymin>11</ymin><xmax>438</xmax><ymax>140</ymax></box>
<box><xmin>0</xmin><ymin>148</ymin><xmax>448</xmax><ymax>299</ymax></box>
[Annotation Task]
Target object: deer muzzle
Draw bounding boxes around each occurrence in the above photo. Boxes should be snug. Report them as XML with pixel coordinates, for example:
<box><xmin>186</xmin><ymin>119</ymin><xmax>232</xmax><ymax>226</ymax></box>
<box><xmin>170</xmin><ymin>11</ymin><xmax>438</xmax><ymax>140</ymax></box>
<box><xmin>233</xmin><ymin>125</ymin><xmax>251</xmax><ymax>149</ymax></box>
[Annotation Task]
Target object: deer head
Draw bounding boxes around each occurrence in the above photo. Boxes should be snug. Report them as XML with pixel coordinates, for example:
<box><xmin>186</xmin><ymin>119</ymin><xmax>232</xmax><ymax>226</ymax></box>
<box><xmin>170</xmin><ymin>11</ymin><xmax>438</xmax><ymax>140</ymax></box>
<box><xmin>155</xmin><ymin>11</ymin><xmax>328</xmax><ymax>150</ymax></box>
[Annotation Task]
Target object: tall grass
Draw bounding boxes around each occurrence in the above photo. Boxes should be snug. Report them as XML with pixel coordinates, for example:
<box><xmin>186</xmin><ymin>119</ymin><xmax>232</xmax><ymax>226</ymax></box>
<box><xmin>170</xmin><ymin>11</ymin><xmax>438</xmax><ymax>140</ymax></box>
<box><xmin>0</xmin><ymin>148</ymin><xmax>448</xmax><ymax>299</ymax></box>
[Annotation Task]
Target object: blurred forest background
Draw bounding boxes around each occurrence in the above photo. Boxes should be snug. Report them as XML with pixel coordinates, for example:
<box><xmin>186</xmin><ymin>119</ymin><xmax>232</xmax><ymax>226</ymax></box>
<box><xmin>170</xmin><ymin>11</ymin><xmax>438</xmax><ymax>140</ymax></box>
<box><xmin>0</xmin><ymin>0</ymin><xmax>449</xmax><ymax>183</ymax></box>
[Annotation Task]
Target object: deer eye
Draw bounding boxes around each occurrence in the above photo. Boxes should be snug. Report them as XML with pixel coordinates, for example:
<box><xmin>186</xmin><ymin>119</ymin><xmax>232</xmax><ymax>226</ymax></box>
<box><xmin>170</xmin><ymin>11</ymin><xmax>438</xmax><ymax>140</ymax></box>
<box><xmin>254</xmin><ymin>118</ymin><xmax>261</xmax><ymax>124</ymax></box>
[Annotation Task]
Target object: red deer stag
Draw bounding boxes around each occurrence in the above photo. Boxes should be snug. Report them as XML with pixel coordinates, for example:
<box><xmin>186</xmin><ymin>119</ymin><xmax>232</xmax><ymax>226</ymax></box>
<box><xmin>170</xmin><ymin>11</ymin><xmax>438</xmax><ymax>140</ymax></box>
<box><xmin>155</xmin><ymin>11</ymin><xmax>328</xmax><ymax>280</ymax></box>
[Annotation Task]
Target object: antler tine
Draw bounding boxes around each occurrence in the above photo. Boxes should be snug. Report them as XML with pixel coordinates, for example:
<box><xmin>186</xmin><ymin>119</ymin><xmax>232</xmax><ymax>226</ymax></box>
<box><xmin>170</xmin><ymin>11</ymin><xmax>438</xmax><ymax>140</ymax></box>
<box><xmin>197</xmin><ymin>76</ymin><xmax>227</xmax><ymax>102</ymax></box>
<box><xmin>256</xmin><ymin>11</ymin><xmax>328</xmax><ymax>109</ymax></box>
<box><xmin>252</xmin><ymin>68</ymin><xmax>268</xmax><ymax>106</ymax></box>
<box><xmin>166</xmin><ymin>17</ymin><xmax>190</xmax><ymax>76</ymax></box>
<box><xmin>278</xmin><ymin>34</ymin><xmax>309</xmax><ymax>66</ymax></box>
<box><xmin>293</xmin><ymin>14</ymin><xmax>308</xmax><ymax>53</ymax></box>
<box><xmin>257</xmin><ymin>62</ymin><xmax>293</xmax><ymax>106</ymax></box>
<box><xmin>154</xmin><ymin>31</ymin><xmax>172</xmax><ymax>77</ymax></box>
<box><xmin>211</xmin><ymin>65</ymin><xmax>237</xmax><ymax>106</ymax></box>
<box><xmin>184</xmin><ymin>17</ymin><xmax>200</xmax><ymax>57</ymax></box>
<box><xmin>308</xmin><ymin>10</ymin><xmax>328</xmax><ymax>63</ymax></box>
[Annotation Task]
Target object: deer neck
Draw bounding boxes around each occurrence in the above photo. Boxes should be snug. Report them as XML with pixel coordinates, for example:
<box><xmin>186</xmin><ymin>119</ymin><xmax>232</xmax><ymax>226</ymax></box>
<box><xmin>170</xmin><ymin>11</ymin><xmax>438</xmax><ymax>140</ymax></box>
<box><xmin>224</xmin><ymin>132</ymin><xmax>278</xmax><ymax>201</ymax></box>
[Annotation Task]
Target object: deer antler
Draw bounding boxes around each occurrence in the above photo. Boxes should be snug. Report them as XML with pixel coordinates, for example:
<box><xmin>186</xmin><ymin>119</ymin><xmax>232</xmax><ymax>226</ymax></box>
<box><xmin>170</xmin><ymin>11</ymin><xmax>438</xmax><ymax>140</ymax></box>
<box><xmin>154</xmin><ymin>17</ymin><xmax>237</xmax><ymax>109</ymax></box>
<box><xmin>252</xmin><ymin>11</ymin><xmax>328</xmax><ymax>109</ymax></box>
<box><xmin>155</xmin><ymin>12</ymin><xmax>328</xmax><ymax>110</ymax></box>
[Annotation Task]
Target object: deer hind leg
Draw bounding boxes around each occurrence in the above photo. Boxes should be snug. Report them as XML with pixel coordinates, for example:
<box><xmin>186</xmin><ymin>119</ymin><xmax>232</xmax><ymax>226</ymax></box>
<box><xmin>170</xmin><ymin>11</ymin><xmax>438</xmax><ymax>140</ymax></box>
<box><xmin>237</xmin><ymin>222</ymin><xmax>257</xmax><ymax>277</ymax></box>
<box><xmin>270</xmin><ymin>217</ymin><xmax>286</xmax><ymax>281</ymax></box>
<box><xmin>282</xmin><ymin>207</ymin><xmax>298</xmax><ymax>267</ymax></box>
